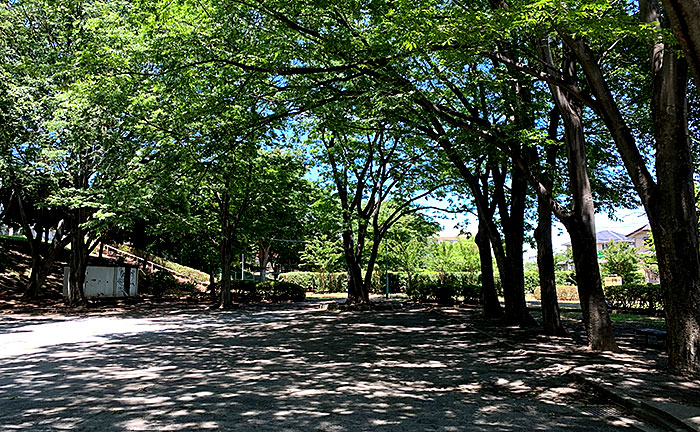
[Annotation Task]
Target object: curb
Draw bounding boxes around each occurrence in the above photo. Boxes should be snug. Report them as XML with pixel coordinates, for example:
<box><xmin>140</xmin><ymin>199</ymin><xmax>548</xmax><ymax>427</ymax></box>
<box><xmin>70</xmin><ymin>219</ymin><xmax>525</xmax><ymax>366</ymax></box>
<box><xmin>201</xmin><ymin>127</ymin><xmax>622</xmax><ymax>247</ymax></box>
<box><xmin>573</xmin><ymin>374</ymin><xmax>695</xmax><ymax>431</ymax></box>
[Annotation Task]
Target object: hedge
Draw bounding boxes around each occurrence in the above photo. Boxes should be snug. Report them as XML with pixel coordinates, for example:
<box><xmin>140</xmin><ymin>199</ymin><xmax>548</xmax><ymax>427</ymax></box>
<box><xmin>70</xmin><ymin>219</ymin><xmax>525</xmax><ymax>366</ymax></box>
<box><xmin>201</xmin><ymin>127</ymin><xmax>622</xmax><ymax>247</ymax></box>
<box><xmin>230</xmin><ymin>280</ymin><xmax>306</xmax><ymax>302</ymax></box>
<box><xmin>279</xmin><ymin>271</ymin><xmax>484</xmax><ymax>300</ymax></box>
<box><xmin>532</xmin><ymin>283</ymin><xmax>663</xmax><ymax>311</ymax></box>
<box><xmin>278</xmin><ymin>272</ymin><xmax>347</xmax><ymax>293</ymax></box>
<box><xmin>532</xmin><ymin>285</ymin><xmax>580</xmax><ymax>301</ymax></box>
<box><xmin>604</xmin><ymin>283</ymin><xmax>663</xmax><ymax>311</ymax></box>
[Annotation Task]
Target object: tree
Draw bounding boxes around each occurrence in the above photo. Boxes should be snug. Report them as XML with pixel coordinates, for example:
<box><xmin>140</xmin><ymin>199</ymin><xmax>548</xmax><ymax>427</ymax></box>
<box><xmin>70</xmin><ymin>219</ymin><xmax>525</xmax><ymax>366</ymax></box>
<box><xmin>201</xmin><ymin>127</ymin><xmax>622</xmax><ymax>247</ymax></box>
<box><xmin>1</xmin><ymin>0</ymin><xmax>143</xmax><ymax>305</ymax></box>
<box><xmin>244</xmin><ymin>150</ymin><xmax>314</xmax><ymax>281</ymax></box>
<box><xmin>311</xmin><ymin>119</ymin><xmax>448</xmax><ymax>305</ymax></box>
<box><xmin>425</xmin><ymin>238</ymin><xmax>481</xmax><ymax>285</ymax></box>
<box><xmin>386</xmin><ymin>209</ymin><xmax>440</xmax><ymax>293</ymax></box>
<box><xmin>601</xmin><ymin>242</ymin><xmax>644</xmax><ymax>285</ymax></box>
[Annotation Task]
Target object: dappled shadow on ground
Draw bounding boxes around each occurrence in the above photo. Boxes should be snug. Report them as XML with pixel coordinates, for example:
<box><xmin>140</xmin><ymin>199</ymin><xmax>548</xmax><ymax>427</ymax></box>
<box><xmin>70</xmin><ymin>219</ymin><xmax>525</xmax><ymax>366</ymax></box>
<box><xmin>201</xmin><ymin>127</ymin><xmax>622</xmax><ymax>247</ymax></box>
<box><xmin>0</xmin><ymin>304</ymin><xmax>660</xmax><ymax>431</ymax></box>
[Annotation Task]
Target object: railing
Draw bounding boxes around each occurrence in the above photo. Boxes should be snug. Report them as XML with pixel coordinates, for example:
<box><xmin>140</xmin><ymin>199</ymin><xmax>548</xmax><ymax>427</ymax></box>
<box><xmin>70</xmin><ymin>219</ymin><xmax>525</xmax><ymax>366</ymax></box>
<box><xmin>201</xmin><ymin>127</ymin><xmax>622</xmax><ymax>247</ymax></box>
<box><xmin>101</xmin><ymin>244</ymin><xmax>208</xmax><ymax>286</ymax></box>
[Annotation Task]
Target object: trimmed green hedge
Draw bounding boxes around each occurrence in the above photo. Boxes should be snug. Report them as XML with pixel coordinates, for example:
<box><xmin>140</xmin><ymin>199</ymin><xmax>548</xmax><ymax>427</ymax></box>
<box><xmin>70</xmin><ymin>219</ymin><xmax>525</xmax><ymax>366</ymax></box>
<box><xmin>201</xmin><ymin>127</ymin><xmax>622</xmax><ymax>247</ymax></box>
<box><xmin>279</xmin><ymin>271</ymin><xmax>484</xmax><ymax>301</ymax></box>
<box><xmin>231</xmin><ymin>280</ymin><xmax>306</xmax><ymax>302</ymax></box>
<box><xmin>604</xmin><ymin>283</ymin><xmax>663</xmax><ymax>311</ymax></box>
<box><xmin>278</xmin><ymin>272</ymin><xmax>347</xmax><ymax>293</ymax></box>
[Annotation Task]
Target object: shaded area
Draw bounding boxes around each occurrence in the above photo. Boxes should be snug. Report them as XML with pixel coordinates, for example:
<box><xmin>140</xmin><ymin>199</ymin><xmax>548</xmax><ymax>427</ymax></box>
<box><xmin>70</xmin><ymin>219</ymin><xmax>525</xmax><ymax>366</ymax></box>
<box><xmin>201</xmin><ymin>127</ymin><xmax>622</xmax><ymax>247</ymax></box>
<box><xmin>0</xmin><ymin>304</ymin><xmax>652</xmax><ymax>431</ymax></box>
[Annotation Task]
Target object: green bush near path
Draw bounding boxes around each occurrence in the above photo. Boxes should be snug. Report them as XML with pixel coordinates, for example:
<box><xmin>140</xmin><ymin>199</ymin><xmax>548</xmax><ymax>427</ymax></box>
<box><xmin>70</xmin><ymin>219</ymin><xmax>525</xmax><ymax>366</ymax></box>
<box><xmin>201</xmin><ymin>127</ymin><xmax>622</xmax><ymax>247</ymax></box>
<box><xmin>279</xmin><ymin>271</ymin><xmax>487</xmax><ymax>303</ymax></box>
<box><xmin>604</xmin><ymin>283</ymin><xmax>663</xmax><ymax>311</ymax></box>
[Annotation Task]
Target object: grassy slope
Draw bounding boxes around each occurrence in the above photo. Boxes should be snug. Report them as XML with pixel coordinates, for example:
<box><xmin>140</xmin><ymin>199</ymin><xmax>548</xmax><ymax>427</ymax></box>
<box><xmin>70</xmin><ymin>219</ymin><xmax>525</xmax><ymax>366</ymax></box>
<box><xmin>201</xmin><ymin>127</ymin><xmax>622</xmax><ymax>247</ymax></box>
<box><xmin>0</xmin><ymin>236</ymin><xmax>67</xmax><ymax>308</ymax></box>
<box><xmin>0</xmin><ymin>236</ymin><xmax>210</xmax><ymax>309</ymax></box>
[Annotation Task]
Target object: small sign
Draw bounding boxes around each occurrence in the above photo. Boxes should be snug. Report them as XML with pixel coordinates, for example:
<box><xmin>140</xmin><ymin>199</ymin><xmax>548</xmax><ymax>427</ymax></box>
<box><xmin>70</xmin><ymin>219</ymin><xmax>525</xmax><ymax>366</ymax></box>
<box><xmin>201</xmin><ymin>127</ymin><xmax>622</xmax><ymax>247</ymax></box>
<box><xmin>604</xmin><ymin>276</ymin><xmax>623</xmax><ymax>287</ymax></box>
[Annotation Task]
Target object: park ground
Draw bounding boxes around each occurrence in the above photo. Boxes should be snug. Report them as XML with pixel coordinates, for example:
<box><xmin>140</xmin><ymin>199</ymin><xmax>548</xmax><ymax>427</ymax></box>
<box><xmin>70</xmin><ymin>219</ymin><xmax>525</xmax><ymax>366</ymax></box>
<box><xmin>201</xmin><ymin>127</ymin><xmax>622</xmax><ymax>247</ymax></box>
<box><xmin>1</xmin><ymin>300</ymin><xmax>698</xmax><ymax>431</ymax></box>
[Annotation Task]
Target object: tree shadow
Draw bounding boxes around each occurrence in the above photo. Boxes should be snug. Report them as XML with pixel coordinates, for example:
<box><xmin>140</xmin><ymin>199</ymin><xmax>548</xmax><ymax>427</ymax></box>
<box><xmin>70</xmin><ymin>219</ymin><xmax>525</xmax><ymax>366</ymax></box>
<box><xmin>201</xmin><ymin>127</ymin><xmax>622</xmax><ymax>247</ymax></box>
<box><xmin>0</xmin><ymin>305</ymin><xmax>670</xmax><ymax>431</ymax></box>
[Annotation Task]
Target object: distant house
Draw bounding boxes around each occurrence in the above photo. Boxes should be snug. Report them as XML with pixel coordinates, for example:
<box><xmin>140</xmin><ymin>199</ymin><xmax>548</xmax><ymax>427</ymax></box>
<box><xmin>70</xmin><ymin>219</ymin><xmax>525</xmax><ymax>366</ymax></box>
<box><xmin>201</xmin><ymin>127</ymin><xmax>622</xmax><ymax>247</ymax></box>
<box><xmin>563</xmin><ymin>229</ymin><xmax>635</xmax><ymax>252</ymax></box>
<box><xmin>561</xmin><ymin>224</ymin><xmax>658</xmax><ymax>283</ymax></box>
<box><xmin>435</xmin><ymin>236</ymin><xmax>468</xmax><ymax>244</ymax></box>
<box><xmin>626</xmin><ymin>224</ymin><xmax>652</xmax><ymax>253</ymax></box>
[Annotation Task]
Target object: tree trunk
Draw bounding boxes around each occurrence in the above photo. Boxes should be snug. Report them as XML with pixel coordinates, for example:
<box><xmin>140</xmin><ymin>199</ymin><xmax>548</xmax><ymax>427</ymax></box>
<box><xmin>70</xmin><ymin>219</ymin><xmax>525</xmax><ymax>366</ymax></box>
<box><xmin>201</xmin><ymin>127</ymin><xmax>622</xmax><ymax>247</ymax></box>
<box><xmin>476</xmin><ymin>221</ymin><xmax>503</xmax><ymax>319</ymax></box>
<box><xmin>345</xmin><ymin>259</ymin><xmax>367</xmax><ymax>304</ymax></box>
<box><xmin>661</xmin><ymin>0</ymin><xmax>700</xmax><ymax>85</ymax></box>
<box><xmin>25</xmin><ymin>255</ymin><xmax>48</xmax><ymax>299</ymax></box>
<box><xmin>258</xmin><ymin>239</ymin><xmax>272</xmax><ymax>282</ymax></box>
<box><xmin>209</xmin><ymin>269</ymin><xmax>217</xmax><ymax>304</ymax></box>
<box><xmin>220</xmin><ymin>241</ymin><xmax>233</xmax><ymax>309</ymax></box>
<box><xmin>535</xmin><ymin>196</ymin><xmax>564</xmax><ymax>336</ymax></box>
<box><xmin>646</xmin><ymin>30</ymin><xmax>700</xmax><ymax>372</ymax></box>
<box><xmin>67</xmin><ymin>212</ymin><xmax>87</xmax><ymax>307</ymax></box>
<box><xmin>495</xmin><ymin>164</ymin><xmax>535</xmax><ymax>326</ymax></box>
<box><xmin>534</xmin><ymin>107</ymin><xmax>564</xmax><ymax>336</ymax></box>
<box><xmin>340</xmin><ymin>213</ymin><xmax>370</xmax><ymax>305</ymax></box>
<box><xmin>540</xmin><ymin>42</ymin><xmax>617</xmax><ymax>350</ymax></box>
<box><xmin>564</xmin><ymin>2</ymin><xmax>700</xmax><ymax>369</ymax></box>
<box><xmin>25</xmin><ymin>220</ymin><xmax>72</xmax><ymax>298</ymax></box>
<box><xmin>566</xmin><ymin>220</ymin><xmax>617</xmax><ymax>350</ymax></box>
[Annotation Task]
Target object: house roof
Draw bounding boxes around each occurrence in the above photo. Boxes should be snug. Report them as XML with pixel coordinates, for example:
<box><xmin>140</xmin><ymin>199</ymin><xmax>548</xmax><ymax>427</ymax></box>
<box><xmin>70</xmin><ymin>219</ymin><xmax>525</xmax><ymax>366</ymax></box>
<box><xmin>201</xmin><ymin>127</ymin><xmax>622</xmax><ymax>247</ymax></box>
<box><xmin>596</xmin><ymin>230</ymin><xmax>632</xmax><ymax>243</ymax></box>
<box><xmin>626</xmin><ymin>224</ymin><xmax>651</xmax><ymax>238</ymax></box>
<box><xmin>563</xmin><ymin>229</ymin><xmax>634</xmax><ymax>247</ymax></box>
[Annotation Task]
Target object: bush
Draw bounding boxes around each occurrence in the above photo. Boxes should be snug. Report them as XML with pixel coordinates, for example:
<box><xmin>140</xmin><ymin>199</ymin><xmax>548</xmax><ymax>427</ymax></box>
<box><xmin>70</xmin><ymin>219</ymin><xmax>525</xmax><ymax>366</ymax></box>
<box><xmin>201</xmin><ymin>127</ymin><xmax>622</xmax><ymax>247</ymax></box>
<box><xmin>227</xmin><ymin>280</ymin><xmax>306</xmax><ymax>303</ymax></box>
<box><xmin>230</xmin><ymin>280</ymin><xmax>259</xmax><ymax>301</ymax></box>
<box><xmin>406</xmin><ymin>272</ymin><xmax>478</xmax><ymax>305</ymax></box>
<box><xmin>256</xmin><ymin>281</ymin><xmax>306</xmax><ymax>302</ymax></box>
<box><xmin>460</xmin><ymin>283</ymin><xmax>482</xmax><ymax>303</ymax></box>
<box><xmin>142</xmin><ymin>270</ymin><xmax>177</xmax><ymax>298</ymax></box>
<box><xmin>532</xmin><ymin>284</ymin><xmax>580</xmax><ymax>301</ymax></box>
<box><xmin>556</xmin><ymin>270</ymin><xmax>576</xmax><ymax>286</ymax></box>
<box><xmin>524</xmin><ymin>270</ymin><xmax>539</xmax><ymax>294</ymax></box>
<box><xmin>604</xmin><ymin>283</ymin><xmax>662</xmax><ymax>311</ymax></box>
<box><xmin>278</xmin><ymin>272</ymin><xmax>346</xmax><ymax>293</ymax></box>
<box><xmin>370</xmin><ymin>271</ymin><xmax>406</xmax><ymax>294</ymax></box>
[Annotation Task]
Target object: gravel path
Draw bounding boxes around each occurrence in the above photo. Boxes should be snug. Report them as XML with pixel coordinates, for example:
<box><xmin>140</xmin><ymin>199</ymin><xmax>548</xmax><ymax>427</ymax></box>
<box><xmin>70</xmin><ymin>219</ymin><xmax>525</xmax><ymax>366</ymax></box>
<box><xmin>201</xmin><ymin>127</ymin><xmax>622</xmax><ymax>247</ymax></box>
<box><xmin>0</xmin><ymin>303</ymin><xmax>649</xmax><ymax>431</ymax></box>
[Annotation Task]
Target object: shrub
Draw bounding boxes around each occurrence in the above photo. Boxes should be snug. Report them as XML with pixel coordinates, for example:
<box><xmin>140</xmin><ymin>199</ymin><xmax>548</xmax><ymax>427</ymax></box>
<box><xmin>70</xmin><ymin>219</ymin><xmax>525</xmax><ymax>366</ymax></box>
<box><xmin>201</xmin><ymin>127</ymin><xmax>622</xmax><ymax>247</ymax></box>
<box><xmin>370</xmin><ymin>271</ymin><xmax>406</xmax><ymax>294</ymax></box>
<box><xmin>556</xmin><ymin>270</ymin><xmax>576</xmax><ymax>286</ymax></box>
<box><xmin>278</xmin><ymin>272</ymin><xmax>346</xmax><ymax>293</ymax></box>
<box><xmin>524</xmin><ymin>270</ymin><xmax>539</xmax><ymax>294</ymax></box>
<box><xmin>256</xmin><ymin>281</ymin><xmax>306</xmax><ymax>302</ymax></box>
<box><xmin>532</xmin><ymin>284</ymin><xmax>580</xmax><ymax>301</ymax></box>
<box><xmin>143</xmin><ymin>270</ymin><xmax>176</xmax><ymax>299</ymax></box>
<box><xmin>604</xmin><ymin>283</ymin><xmax>662</xmax><ymax>311</ymax></box>
<box><xmin>230</xmin><ymin>280</ymin><xmax>259</xmax><ymax>301</ymax></box>
<box><xmin>460</xmin><ymin>283</ymin><xmax>482</xmax><ymax>303</ymax></box>
<box><xmin>406</xmin><ymin>272</ymin><xmax>474</xmax><ymax>305</ymax></box>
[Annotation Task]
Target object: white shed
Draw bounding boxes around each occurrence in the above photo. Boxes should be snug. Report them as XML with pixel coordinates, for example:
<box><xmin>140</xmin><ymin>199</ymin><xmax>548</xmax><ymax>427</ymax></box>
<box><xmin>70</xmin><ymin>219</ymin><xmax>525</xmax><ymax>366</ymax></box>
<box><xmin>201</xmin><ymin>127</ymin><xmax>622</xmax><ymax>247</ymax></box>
<box><xmin>63</xmin><ymin>266</ymin><xmax>138</xmax><ymax>298</ymax></box>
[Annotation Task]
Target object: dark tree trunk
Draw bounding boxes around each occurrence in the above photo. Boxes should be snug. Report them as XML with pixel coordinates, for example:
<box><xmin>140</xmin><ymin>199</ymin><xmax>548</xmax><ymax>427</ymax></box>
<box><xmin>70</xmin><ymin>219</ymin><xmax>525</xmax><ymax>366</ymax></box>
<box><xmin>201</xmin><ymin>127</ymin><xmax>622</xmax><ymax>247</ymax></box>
<box><xmin>534</xmin><ymin>108</ymin><xmax>564</xmax><ymax>336</ymax></box>
<box><xmin>25</xmin><ymin>255</ymin><xmax>49</xmax><ymax>299</ymax></box>
<box><xmin>258</xmin><ymin>239</ymin><xmax>272</xmax><ymax>282</ymax></box>
<box><xmin>661</xmin><ymin>0</ymin><xmax>700</xmax><ymax>85</ymax></box>
<box><xmin>476</xmin><ymin>221</ymin><xmax>503</xmax><ymax>319</ymax></box>
<box><xmin>343</xmin><ymin>230</ymin><xmax>369</xmax><ymax>305</ymax></box>
<box><xmin>132</xmin><ymin>219</ymin><xmax>147</xmax><ymax>251</ymax></box>
<box><xmin>646</xmin><ymin>28</ymin><xmax>700</xmax><ymax>373</ymax></box>
<box><xmin>434</xmin><ymin>137</ymin><xmax>531</xmax><ymax>325</ymax></box>
<box><xmin>561</xmin><ymin>2</ymin><xmax>700</xmax><ymax>369</ymax></box>
<box><xmin>566</xmin><ymin>220</ymin><xmax>617</xmax><ymax>350</ymax></box>
<box><xmin>535</xmin><ymin>196</ymin><xmax>564</xmax><ymax>336</ymax></box>
<box><xmin>14</xmin><ymin>188</ymin><xmax>70</xmax><ymax>299</ymax></box>
<box><xmin>220</xmin><ymin>240</ymin><xmax>233</xmax><ymax>309</ymax></box>
<box><xmin>67</xmin><ymin>211</ymin><xmax>88</xmax><ymax>307</ymax></box>
<box><xmin>492</xmin><ymin>163</ymin><xmax>535</xmax><ymax>327</ymax></box>
<box><xmin>218</xmin><ymin>185</ymin><xmax>235</xmax><ymax>309</ymax></box>
<box><xmin>539</xmin><ymin>42</ymin><xmax>617</xmax><ymax>351</ymax></box>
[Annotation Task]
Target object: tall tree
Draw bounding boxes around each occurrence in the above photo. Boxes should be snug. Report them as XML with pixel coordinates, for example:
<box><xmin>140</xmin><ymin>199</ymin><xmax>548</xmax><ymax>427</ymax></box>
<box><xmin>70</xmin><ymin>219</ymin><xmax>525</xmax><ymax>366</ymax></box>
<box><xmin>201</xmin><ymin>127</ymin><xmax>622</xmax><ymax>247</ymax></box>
<box><xmin>312</xmin><ymin>120</ymin><xmax>448</xmax><ymax>305</ymax></box>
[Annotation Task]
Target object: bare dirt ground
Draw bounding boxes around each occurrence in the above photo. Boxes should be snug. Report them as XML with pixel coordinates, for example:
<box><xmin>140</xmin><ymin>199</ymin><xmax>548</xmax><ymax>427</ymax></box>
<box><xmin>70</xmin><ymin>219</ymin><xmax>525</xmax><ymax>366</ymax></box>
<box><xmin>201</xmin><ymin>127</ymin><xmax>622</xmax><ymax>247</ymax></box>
<box><xmin>0</xmin><ymin>302</ymin><xmax>658</xmax><ymax>431</ymax></box>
